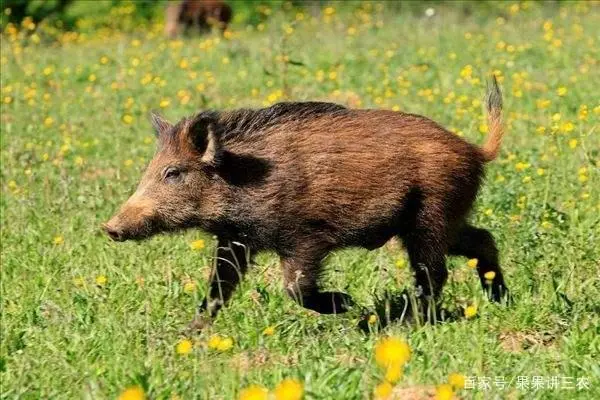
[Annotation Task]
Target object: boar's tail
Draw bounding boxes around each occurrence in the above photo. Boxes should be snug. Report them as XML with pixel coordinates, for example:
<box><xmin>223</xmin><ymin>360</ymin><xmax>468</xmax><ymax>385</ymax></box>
<box><xmin>481</xmin><ymin>75</ymin><xmax>504</xmax><ymax>162</ymax></box>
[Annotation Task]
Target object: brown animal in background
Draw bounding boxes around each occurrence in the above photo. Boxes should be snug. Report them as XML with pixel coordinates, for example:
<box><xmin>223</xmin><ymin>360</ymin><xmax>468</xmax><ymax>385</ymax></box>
<box><xmin>103</xmin><ymin>77</ymin><xmax>509</xmax><ymax>325</ymax></box>
<box><xmin>165</xmin><ymin>0</ymin><xmax>232</xmax><ymax>38</ymax></box>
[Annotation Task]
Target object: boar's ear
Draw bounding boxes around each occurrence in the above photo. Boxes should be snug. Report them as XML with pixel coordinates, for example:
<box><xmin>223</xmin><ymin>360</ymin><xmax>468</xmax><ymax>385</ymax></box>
<box><xmin>188</xmin><ymin>115</ymin><xmax>222</xmax><ymax>165</ymax></box>
<box><xmin>150</xmin><ymin>111</ymin><xmax>173</xmax><ymax>136</ymax></box>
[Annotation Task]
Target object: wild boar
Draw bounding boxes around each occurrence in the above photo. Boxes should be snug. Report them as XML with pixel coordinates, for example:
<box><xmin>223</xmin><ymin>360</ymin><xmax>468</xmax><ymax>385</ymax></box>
<box><xmin>103</xmin><ymin>77</ymin><xmax>509</xmax><ymax>324</ymax></box>
<box><xmin>165</xmin><ymin>0</ymin><xmax>232</xmax><ymax>38</ymax></box>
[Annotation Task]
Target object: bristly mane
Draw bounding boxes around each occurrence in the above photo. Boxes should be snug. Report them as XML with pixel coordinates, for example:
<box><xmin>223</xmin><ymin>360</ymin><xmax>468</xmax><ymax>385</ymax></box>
<box><xmin>193</xmin><ymin>102</ymin><xmax>349</xmax><ymax>141</ymax></box>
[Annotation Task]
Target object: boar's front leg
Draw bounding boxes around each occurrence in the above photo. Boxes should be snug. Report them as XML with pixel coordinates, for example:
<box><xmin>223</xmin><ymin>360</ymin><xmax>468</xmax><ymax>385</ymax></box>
<box><xmin>197</xmin><ymin>240</ymin><xmax>250</xmax><ymax>318</ymax></box>
<box><xmin>281</xmin><ymin>251</ymin><xmax>353</xmax><ymax>314</ymax></box>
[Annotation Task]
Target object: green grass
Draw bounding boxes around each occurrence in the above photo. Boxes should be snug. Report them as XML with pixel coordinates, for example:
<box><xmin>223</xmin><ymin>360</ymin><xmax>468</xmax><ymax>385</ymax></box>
<box><xmin>1</xmin><ymin>1</ymin><xmax>599</xmax><ymax>399</ymax></box>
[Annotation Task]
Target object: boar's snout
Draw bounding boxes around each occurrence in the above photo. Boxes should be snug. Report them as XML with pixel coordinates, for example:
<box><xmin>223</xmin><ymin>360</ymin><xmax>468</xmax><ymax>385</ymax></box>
<box><xmin>103</xmin><ymin>195</ymin><xmax>158</xmax><ymax>242</ymax></box>
<box><xmin>102</xmin><ymin>222</ymin><xmax>125</xmax><ymax>242</ymax></box>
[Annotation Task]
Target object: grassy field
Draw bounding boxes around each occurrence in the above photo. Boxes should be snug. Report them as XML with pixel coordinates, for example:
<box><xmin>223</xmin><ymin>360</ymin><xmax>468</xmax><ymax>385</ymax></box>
<box><xmin>1</xmin><ymin>1</ymin><xmax>599</xmax><ymax>399</ymax></box>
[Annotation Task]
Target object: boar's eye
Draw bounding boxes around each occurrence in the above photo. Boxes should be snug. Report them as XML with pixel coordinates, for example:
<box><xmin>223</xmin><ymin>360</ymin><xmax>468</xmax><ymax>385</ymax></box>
<box><xmin>163</xmin><ymin>167</ymin><xmax>183</xmax><ymax>183</ymax></box>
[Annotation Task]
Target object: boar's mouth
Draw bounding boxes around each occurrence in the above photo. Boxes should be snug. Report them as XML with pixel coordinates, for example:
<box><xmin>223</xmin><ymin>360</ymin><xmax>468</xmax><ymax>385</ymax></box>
<box><xmin>103</xmin><ymin>215</ymin><xmax>201</xmax><ymax>242</ymax></box>
<box><xmin>103</xmin><ymin>216</ymin><xmax>164</xmax><ymax>242</ymax></box>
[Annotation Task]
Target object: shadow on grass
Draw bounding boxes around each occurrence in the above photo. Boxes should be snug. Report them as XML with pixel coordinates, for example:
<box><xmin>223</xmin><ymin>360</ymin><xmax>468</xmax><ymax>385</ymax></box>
<box><xmin>356</xmin><ymin>290</ymin><xmax>463</xmax><ymax>334</ymax></box>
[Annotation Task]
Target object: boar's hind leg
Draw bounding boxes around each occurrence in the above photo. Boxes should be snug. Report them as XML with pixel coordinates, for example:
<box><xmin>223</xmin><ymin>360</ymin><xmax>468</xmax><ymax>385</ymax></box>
<box><xmin>449</xmin><ymin>225</ymin><xmax>509</xmax><ymax>302</ymax></box>
<box><xmin>282</xmin><ymin>256</ymin><xmax>353</xmax><ymax>314</ymax></box>
<box><xmin>199</xmin><ymin>240</ymin><xmax>250</xmax><ymax>317</ymax></box>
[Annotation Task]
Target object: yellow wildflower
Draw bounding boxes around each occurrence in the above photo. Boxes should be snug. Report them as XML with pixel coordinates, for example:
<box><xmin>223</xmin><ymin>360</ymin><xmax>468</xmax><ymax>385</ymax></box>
<box><xmin>263</xmin><ymin>326</ymin><xmax>276</xmax><ymax>336</ymax></box>
<box><xmin>96</xmin><ymin>275</ymin><xmax>107</xmax><ymax>286</ymax></box>
<box><xmin>190</xmin><ymin>239</ymin><xmax>205</xmax><ymax>250</ymax></box>
<box><xmin>118</xmin><ymin>386</ymin><xmax>145</xmax><ymax>400</ymax></box>
<box><xmin>373</xmin><ymin>381</ymin><xmax>393</xmax><ymax>399</ymax></box>
<box><xmin>484</xmin><ymin>271</ymin><xmax>496</xmax><ymax>280</ymax></box>
<box><xmin>208</xmin><ymin>335</ymin><xmax>234</xmax><ymax>351</ymax></box>
<box><xmin>384</xmin><ymin>363</ymin><xmax>403</xmax><ymax>383</ymax></box>
<box><xmin>374</xmin><ymin>337</ymin><xmax>411</xmax><ymax>369</ymax></box>
<box><xmin>274</xmin><ymin>378</ymin><xmax>304</xmax><ymax>400</ymax></box>
<box><xmin>435</xmin><ymin>383</ymin><xmax>454</xmax><ymax>400</ymax></box>
<box><xmin>183</xmin><ymin>281</ymin><xmax>196</xmax><ymax>293</ymax></box>
<box><xmin>53</xmin><ymin>235</ymin><xmax>64</xmax><ymax>245</ymax></box>
<box><xmin>217</xmin><ymin>337</ymin><xmax>233</xmax><ymax>351</ymax></box>
<box><xmin>464</xmin><ymin>304</ymin><xmax>477</xmax><ymax>319</ymax></box>
<box><xmin>176</xmin><ymin>339</ymin><xmax>193</xmax><ymax>355</ymax></box>
<box><xmin>239</xmin><ymin>385</ymin><xmax>268</xmax><ymax>400</ymax></box>
<box><xmin>448</xmin><ymin>373</ymin><xmax>466</xmax><ymax>389</ymax></box>
<box><xmin>466</xmin><ymin>258</ymin><xmax>478</xmax><ymax>269</ymax></box>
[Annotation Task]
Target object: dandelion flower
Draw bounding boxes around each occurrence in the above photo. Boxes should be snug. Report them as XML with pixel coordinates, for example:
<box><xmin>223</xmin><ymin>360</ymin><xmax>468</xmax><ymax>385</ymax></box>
<box><xmin>464</xmin><ymin>304</ymin><xmax>477</xmax><ymax>319</ymax></box>
<box><xmin>448</xmin><ymin>373</ymin><xmax>466</xmax><ymax>389</ymax></box>
<box><xmin>124</xmin><ymin>159</ymin><xmax>134</xmax><ymax>167</ymax></box>
<box><xmin>189</xmin><ymin>239</ymin><xmax>205</xmax><ymax>250</ymax></box>
<box><xmin>123</xmin><ymin>115</ymin><xmax>133</xmax><ymax>125</ymax></box>
<box><xmin>118</xmin><ymin>386</ymin><xmax>145</xmax><ymax>400</ymax></box>
<box><xmin>556</xmin><ymin>87</ymin><xmax>567</xmax><ymax>96</ymax></box>
<box><xmin>208</xmin><ymin>335</ymin><xmax>233</xmax><ymax>351</ymax></box>
<box><xmin>435</xmin><ymin>383</ymin><xmax>454</xmax><ymax>400</ymax></box>
<box><xmin>96</xmin><ymin>275</ymin><xmax>107</xmax><ymax>286</ymax></box>
<box><xmin>569</xmin><ymin>139</ymin><xmax>578</xmax><ymax>149</ymax></box>
<box><xmin>183</xmin><ymin>281</ymin><xmax>196</xmax><ymax>293</ymax></box>
<box><xmin>176</xmin><ymin>339</ymin><xmax>193</xmax><ymax>355</ymax></box>
<box><xmin>374</xmin><ymin>337</ymin><xmax>411</xmax><ymax>369</ymax></box>
<box><xmin>53</xmin><ymin>235</ymin><xmax>64</xmax><ymax>245</ymax></box>
<box><xmin>274</xmin><ymin>378</ymin><xmax>304</xmax><ymax>400</ymax></box>
<box><xmin>217</xmin><ymin>337</ymin><xmax>233</xmax><ymax>351</ymax></box>
<box><xmin>384</xmin><ymin>363</ymin><xmax>403</xmax><ymax>383</ymax></box>
<box><xmin>263</xmin><ymin>326</ymin><xmax>276</xmax><ymax>336</ymax></box>
<box><xmin>484</xmin><ymin>271</ymin><xmax>496</xmax><ymax>280</ymax></box>
<box><xmin>395</xmin><ymin>259</ymin><xmax>406</xmax><ymax>269</ymax></box>
<box><xmin>368</xmin><ymin>314</ymin><xmax>378</xmax><ymax>325</ymax></box>
<box><xmin>44</xmin><ymin>117</ymin><xmax>54</xmax><ymax>127</ymax></box>
<box><xmin>374</xmin><ymin>381</ymin><xmax>393</xmax><ymax>399</ymax></box>
<box><xmin>466</xmin><ymin>258</ymin><xmax>478</xmax><ymax>269</ymax></box>
<box><xmin>208</xmin><ymin>335</ymin><xmax>222</xmax><ymax>350</ymax></box>
<box><xmin>238</xmin><ymin>385</ymin><xmax>268</xmax><ymax>400</ymax></box>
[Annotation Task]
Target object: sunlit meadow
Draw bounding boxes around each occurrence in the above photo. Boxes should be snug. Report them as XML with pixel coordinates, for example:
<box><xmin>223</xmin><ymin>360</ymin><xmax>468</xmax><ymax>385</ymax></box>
<box><xmin>1</xmin><ymin>1</ymin><xmax>599</xmax><ymax>399</ymax></box>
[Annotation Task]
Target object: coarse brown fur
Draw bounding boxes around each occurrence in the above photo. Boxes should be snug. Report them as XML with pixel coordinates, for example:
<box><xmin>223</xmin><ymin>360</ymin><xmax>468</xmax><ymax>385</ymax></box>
<box><xmin>165</xmin><ymin>0</ymin><xmax>232</xmax><ymax>38</ymax></box>
<box><xmin>104</xmin><ymin>78</ymin><xmax>509</xmax><ymax>322</ymax></box>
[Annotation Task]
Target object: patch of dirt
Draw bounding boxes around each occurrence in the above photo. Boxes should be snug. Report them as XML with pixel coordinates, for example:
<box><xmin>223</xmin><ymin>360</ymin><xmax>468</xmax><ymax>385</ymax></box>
<box><xmin>391</xmin><ymin>385</ymin><xmax>438</xmax><ymax>400</ymax></box>
<box><xmin>499</xmin><ymin>330</ymin><xmax>556</xmax><ymax>353</ymax></box>
<box><xmin>81</xmin><ymin>167</ymin><xmax>116</xmax><ymax>180</ymax></box>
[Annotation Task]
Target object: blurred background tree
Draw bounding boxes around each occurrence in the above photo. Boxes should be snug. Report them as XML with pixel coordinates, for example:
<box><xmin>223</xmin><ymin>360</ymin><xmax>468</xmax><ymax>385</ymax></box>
<box><xmin>0</xmin><ymin>0</ymin><xmax>561</xmax><ymax>33</ymax></box>
<box><xmin>3</xmin><ymin>0</ymin><xmax>74</xmax><ymax>25</ymax></box>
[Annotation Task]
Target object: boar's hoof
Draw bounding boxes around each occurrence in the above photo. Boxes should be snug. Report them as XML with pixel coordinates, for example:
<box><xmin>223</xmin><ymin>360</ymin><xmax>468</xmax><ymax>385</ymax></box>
<box><xmin>298</xmin><ymin>291</ymin><xmax>355</xmax><ymax>314</ymax></box>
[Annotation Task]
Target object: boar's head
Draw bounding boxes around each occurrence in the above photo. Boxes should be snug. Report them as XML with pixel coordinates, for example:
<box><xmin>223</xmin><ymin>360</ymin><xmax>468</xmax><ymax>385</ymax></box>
<box><xmin>103</xmin><ymin>111</ymin><xmax>223</xmax><ymax>241</ymax></box>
